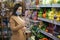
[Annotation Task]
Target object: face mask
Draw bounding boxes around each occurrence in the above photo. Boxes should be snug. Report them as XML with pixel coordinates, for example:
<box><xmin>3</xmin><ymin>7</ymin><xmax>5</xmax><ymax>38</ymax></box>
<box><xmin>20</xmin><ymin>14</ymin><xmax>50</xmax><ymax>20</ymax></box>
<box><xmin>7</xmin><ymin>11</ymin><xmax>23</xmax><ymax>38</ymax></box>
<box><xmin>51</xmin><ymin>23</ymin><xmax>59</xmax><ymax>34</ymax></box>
<box><xmin>16</xmin><ymin>11</ymin><xmax>22</xmax><ymax>16</ymax></box>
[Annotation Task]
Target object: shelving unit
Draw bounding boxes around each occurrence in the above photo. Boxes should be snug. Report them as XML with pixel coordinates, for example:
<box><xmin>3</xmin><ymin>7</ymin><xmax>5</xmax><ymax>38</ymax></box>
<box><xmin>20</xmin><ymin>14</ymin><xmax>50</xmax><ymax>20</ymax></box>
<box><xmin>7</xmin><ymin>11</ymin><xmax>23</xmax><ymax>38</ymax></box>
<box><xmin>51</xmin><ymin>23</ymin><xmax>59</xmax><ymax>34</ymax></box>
<box><xmin>0</xmin><ymin>9</ymin><xmax>13</xmax><ymax>40</ymax></box>
<box><xmin>38</xmin><ymin>18</ymin><xmax>60</xmax><ymax>26</ymax></box>
<box><xmin>25</xmin><ymin>0</ymin><xmax>60</xmax><ymax>40</ymax></box>
<box><xmin>0</xmin><ymin>0</ymin><xmax>12</xmax><ymax>40</ymax></box>
<box><xmin>26</xmin><ymin>4</ymin><xmax>60</xmax><ymax>10</ymax></box>
<box><xmin>29</xmin><ymin>19</ymin><xmax>60</xmax><ymax>40</ymax></box>
<box><xmin>0</xmin><ymin>13</ymin><xmax>12</xmax><ymax>40</ymax></box>
<box><xmin>0</xmin><ymin>0</ymin><xmax>25</xmax><ymax>40</ymax></box>
<box><xmin>29</xmin><ymin>19</ymin><xmax>40</xmax><ymax>22</ymax></box>
<box><xmin>39</xmin><ymin>29</ymin><xmax>60</xmax><ymax>40</ymax></box>
<box><xmin>29</xmin><ymin>4</ymin><xmax>60</xmax><ymax>8</ymax></box>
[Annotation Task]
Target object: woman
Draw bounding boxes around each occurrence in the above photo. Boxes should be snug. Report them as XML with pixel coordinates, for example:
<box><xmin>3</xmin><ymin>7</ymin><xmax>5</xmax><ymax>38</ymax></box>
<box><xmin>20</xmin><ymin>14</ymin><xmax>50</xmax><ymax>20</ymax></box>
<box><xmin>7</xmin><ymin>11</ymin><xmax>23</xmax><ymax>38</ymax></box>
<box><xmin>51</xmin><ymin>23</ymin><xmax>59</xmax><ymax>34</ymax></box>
<box><xmin>9</xmin><ymin>3</ymin><xmax>26</xmax><ymax>40</ymax></box>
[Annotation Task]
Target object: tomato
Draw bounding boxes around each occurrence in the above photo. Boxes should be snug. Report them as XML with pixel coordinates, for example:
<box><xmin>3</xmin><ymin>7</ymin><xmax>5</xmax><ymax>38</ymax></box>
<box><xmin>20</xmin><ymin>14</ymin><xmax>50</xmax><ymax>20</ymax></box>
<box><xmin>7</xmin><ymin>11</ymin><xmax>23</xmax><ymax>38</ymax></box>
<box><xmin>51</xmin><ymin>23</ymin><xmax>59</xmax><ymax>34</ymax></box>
<box><xmin>42</xmin><ymin>38</ymin><xmax>48</xmax><ymax>40</ymax></box>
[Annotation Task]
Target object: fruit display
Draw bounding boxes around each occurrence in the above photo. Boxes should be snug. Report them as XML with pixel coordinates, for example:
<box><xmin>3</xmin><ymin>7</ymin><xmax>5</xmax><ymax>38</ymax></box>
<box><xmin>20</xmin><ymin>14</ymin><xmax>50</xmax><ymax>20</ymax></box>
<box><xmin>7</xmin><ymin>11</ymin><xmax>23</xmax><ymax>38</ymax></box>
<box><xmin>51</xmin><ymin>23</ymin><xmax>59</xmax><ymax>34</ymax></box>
<box><xmin>25</xmin><ymin>8</ymin><xmax>60</xmax><ymax>39</ymax></box>
<box><xmin>25</xmin><ymin>0</ymin><xmax>60</xmax><ymax>40</ymax></box>
<box><xmin>30</xmin><ymin>21</ymin><xmax>55</xmax><ymax>40</ymax></box>
<box><xmin>30</xmin><ymin>21</ymin><xmax>60</xmax><ymax>39</ymax></box>
<box><xmin>38</xmin><ymin>8</ymin><xmax>60</xmax><ymax>22</ymax></box>
<box><xmin>30</xmin><ymin>8</ymin><xmax>60</xmax><ymax>21</ymax></box>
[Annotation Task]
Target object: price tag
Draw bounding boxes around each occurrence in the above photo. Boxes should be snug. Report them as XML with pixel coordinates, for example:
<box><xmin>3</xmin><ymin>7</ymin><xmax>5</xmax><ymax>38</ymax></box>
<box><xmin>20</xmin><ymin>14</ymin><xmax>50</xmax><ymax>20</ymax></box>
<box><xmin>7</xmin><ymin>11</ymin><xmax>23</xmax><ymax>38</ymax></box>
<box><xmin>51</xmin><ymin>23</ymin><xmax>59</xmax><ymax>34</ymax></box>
<box><xmin>36</xmin><ymin>5</ymin><xmax>39</xmax><ymax>8</ymax></box>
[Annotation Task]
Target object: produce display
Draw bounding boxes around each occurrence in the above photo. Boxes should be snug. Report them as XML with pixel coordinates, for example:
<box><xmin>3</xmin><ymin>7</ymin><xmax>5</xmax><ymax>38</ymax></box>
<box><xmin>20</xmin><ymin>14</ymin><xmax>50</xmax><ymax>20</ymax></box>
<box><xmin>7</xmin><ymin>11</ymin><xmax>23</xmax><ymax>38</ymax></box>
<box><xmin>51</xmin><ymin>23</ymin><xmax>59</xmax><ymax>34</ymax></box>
<box><xmin>30</xmin><ymin>21</ymin><xmax>60</xmax><ymax>40</ymax></box>
<box><xmin>25</xmin><ymin>0</ymin><xmax>60</xmax><ymax>40</ymax></box>
<box><xmin>30</xmin><ymin>21</ymin><xmax>54</xmax><ymax>40</ymax></box>
<box><xmin>38</xmin><ymin>8</ymin><xmax>60</xmax><ymax>22</ymax></box>
<box><xmin>25</xmin><ymin>9</ymin><xmax>60</xmax><ymax>39</ymax></box>
<box><xmin>29</xmin><ymin>8</ymin><xmax>60</xmax><ymax>22</ymax></box>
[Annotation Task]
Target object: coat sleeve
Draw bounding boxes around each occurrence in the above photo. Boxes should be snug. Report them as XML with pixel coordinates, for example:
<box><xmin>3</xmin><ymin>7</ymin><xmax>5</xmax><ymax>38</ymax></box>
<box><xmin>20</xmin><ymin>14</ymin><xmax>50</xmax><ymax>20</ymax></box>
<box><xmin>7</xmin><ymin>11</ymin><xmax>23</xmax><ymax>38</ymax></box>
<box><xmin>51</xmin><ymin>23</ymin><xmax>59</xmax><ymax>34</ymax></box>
<box><xmin>9</xmin><ymin>18</ymin><xmax>23</xmax><ymax>31</ymax></box>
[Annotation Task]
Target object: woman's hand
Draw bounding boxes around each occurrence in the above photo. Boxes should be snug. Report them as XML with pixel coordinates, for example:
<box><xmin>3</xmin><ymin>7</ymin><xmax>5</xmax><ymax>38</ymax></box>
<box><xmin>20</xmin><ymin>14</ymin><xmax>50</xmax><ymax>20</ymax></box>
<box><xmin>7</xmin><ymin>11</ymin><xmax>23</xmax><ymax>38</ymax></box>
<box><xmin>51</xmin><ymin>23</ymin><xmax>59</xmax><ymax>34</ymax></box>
<box><xmin>21</xmin><ymin>27</ymin><xmax>27</xmax><ymax>32</ymax></box>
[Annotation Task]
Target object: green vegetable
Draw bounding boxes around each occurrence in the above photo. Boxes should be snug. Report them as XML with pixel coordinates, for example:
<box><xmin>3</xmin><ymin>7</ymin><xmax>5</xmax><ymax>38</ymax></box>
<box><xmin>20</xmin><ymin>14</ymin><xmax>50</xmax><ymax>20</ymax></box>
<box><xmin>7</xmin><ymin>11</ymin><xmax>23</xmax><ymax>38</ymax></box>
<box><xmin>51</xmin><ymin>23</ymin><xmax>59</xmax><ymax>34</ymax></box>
<box><xmin>57</xmin><ymin>0</ymin><xmax>60</xmax><ymax>3</ymax></box>
<box><xmin>38</xmin><ymin>8</ymin><xmax>43</xmax><ymax>18</ymax></box>
<box><xmin>41</xmin><ymin>25</ymin><xmax>46</xmax><ymax>31</ymax></box>
<box><xmin>37</xmin><ymin>33</ymin><xmax>46</xmax><ymax>38</ymax></box>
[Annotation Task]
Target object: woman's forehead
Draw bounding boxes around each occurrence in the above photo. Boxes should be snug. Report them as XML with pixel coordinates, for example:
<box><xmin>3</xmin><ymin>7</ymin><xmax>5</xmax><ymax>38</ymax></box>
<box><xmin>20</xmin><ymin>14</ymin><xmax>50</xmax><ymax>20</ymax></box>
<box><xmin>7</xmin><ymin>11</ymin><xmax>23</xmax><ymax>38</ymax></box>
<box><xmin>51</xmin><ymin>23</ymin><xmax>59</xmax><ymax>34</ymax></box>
<box><xmin>18</xmin><ymin>7</ymin><xmax>22</xmax><ymax>9</ymax></box>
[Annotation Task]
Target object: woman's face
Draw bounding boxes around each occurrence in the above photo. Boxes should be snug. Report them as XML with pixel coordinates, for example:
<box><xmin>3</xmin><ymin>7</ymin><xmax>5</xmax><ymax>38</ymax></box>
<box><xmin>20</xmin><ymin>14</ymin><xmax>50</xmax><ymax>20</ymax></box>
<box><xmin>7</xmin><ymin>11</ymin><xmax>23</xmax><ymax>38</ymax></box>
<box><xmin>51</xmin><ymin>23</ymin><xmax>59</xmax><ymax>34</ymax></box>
<box><xmin>17</xmin><ymin>6</ymin><xmax>22</xmax><ymax>14</ymax></box>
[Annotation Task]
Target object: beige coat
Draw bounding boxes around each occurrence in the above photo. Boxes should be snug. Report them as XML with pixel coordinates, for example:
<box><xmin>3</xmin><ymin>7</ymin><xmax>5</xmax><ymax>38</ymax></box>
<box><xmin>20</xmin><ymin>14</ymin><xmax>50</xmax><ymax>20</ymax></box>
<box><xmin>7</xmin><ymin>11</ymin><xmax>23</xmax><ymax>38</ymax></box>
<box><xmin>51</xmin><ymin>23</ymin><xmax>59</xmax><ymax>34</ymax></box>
<box><xmin>10</xmin><ymin>16</ymin><xmax>26</xmax><ymax>40</ymax></box>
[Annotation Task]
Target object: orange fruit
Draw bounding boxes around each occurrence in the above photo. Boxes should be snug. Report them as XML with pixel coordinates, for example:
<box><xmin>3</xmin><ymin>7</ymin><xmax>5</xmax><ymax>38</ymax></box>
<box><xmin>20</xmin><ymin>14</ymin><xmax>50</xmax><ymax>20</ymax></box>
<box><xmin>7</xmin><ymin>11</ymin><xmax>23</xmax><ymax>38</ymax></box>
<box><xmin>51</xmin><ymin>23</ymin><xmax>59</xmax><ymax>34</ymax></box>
<box><xmin>43</xmin><ymin>13</ymin><xmax>46</xmax><ymax>18</ymax></box>
<box><xmin>46</xmin><ymin>29</ymin><xmax>48</xmax><ymax>32</ymax></box>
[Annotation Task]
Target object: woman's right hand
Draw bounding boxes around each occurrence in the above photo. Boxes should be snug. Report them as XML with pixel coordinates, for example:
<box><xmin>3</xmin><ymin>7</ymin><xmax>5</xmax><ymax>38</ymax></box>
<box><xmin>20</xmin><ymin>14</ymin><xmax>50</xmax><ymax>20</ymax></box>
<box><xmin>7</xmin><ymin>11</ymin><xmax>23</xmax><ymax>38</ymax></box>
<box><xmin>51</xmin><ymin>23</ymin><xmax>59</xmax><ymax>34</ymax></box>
<box><xmin>16</xmin><ymin>24</ymin><xmax>23</xmax><ymax>29</ymax></box>
<box><xmin>21</xmin><ymin>27</ymin><xmax>27</xmax><ymax>32</ymax></box>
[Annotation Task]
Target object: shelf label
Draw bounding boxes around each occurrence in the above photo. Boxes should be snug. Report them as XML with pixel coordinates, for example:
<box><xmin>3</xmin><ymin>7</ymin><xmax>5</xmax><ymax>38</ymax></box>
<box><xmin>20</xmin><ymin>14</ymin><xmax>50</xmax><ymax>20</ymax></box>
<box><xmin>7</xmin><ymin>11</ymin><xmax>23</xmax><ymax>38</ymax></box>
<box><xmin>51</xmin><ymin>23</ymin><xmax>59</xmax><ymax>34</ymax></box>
<box><xmin>36</xmin><ymin>5</ymin><xmax>39</xmax><ymax>8</ymax></box>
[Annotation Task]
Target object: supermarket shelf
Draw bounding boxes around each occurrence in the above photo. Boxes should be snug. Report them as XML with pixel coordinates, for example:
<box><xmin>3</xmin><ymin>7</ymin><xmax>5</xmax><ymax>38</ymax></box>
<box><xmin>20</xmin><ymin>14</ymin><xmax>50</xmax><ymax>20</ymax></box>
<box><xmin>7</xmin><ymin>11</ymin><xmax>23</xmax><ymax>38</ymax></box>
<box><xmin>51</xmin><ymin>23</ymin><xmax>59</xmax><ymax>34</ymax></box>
<box><xmin>29</xmin><ymin>19</ymin><xmax>40</xmax><ymax>22</ymax></box>
<box><xmin>39</xmin><ymin>29</ymin><xmax>60</xmax><ymax>40</ymax></box>
<box><xmin>38</xmin><ymin>18</ymin><xmax>60</xmax><ymax>25</ymax></box>
<box><xmin>52</xmin><ymin>4</ymin><xmax>60</xmax><ymax>7</ymax></box>
<box><xmin>40</xmin><ymin>4</ymin><xmax>60</xmax><ymax>7</ymax></box>
<box><xmin>26</xmin><ymin>4</ymin><xmax>60</xmax><ymax>9</ymax></box>
<box><xmin>26</xmin><ymin>7</ymin><xmax>40</xmax><ymax>9</ymax></box>
<box><xmin>30</xmin><ymin>4</ymin><xmax>52</xmax><ymax>7</ymax></box>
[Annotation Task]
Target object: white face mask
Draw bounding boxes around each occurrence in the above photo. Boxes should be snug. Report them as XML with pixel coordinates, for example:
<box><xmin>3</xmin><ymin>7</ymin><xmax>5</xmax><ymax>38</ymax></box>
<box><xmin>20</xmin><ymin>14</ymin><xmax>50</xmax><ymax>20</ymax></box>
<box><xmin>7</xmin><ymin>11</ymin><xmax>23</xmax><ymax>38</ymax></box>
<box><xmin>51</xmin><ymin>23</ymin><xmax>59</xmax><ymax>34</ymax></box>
<box><xmin>16</xmin><ymin>11</ymin><xmax>22</xmax><ymax>16</ymax></box>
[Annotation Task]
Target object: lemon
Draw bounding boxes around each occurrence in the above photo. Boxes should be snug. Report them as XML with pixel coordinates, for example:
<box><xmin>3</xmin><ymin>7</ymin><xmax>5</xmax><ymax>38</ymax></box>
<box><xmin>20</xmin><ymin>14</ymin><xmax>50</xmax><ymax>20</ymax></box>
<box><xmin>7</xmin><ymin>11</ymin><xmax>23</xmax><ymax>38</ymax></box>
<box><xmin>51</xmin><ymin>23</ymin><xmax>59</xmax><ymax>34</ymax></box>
<box><xmin>58</xmin><ymin>35</ymin><xmax>60</xmax><ymax>38</ymax></box>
